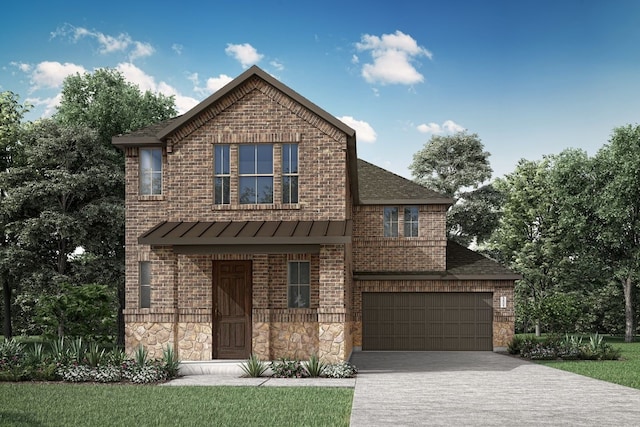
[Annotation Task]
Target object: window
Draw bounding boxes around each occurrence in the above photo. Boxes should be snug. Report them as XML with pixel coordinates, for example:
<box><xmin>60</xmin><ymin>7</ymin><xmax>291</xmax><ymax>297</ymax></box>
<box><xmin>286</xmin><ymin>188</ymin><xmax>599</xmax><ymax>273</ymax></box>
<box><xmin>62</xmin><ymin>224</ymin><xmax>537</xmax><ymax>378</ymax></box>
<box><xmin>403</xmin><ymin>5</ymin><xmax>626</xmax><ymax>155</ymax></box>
<box><xmin>139</xmin><ymin>262</ymin><xmax>151</xmax><ymax>308</ymax></box>
<box><xmin>214</xmin><ymin>145</ymin><xmax>230</xmax><ymax>204</ymax></box>
<box><xmin>239</xmin><ymin>144</ymin><xmax>273</xmax><ymax>204</ymax></box>
<box><xmin>139</xmin><ymin>148</ymin><xmax>162</xmax><ymax>195</ymax></box>
<box><xmin>288</xmin><ymin>261</ymin><xmax>310</xmax><ymax>308</ymax></box>
<box><xmin>404</xmin><ymin>206</ymin><xmax>419</xmax><ymax>237</ymax></box>
<box><xmin>282</xmin><ymin>143</ymin><xmax>298</xmax><ymax>203</ymax></box>
<box><xmin>383</xmin><ymin>207</ymin><xmax>398</xmax><ymax>237</ymax></box>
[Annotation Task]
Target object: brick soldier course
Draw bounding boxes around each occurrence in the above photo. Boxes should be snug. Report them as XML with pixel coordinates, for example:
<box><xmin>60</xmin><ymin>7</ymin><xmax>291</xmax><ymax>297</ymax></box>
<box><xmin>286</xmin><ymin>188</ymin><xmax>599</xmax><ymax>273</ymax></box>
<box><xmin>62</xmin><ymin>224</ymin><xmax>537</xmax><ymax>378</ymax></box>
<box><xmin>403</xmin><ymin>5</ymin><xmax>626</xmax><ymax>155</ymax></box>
<box><xmin>113</xmin><ymin>65</ymin><xmax>519</xmax><ymax>363</ymax></box>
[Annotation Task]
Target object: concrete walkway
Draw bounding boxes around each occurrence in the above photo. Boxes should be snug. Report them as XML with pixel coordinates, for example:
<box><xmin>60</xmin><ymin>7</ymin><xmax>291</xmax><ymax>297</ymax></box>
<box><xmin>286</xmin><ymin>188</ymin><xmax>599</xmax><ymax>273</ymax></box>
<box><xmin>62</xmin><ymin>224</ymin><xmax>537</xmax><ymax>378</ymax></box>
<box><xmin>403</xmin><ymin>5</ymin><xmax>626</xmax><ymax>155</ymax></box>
<box><xmin>349</xmin><ymin>351</ymin><xmax>640</xmax><ymax>427</ymax></box>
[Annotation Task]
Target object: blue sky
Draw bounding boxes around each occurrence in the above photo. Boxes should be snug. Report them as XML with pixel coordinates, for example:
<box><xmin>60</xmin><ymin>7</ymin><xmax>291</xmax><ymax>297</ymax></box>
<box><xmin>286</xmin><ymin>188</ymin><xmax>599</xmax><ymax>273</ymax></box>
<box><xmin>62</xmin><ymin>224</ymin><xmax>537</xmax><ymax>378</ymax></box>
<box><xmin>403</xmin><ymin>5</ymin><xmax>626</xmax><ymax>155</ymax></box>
<box><xmin>2</xmin><ymin>0</ymin><xmax>640</xmax><ymax>180</ymax></box>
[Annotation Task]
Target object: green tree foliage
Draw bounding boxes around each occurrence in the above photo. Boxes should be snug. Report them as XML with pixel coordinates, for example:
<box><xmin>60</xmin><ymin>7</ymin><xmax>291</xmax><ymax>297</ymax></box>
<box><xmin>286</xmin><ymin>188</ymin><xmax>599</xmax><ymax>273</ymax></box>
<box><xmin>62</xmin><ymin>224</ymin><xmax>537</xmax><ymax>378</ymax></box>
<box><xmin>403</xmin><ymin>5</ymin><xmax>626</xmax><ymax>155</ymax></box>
<box><xmin>410</xmin><ymin>131</ymin><xmax>497</xmax><ymax>245</ymax></box>
<box><xmin>592</xmin><ymin>125</ymin><xmax>640</xmax><ymax>342</ymax></box>
<box><xmin>55</xmin><ymin>68</ymin><xmax>176</xmax><ymax>147</ymax></box>
<box><xmin>492</xmin><ymin>157</ymin><xmax>563</xmax><ymax>335</ymax></box>
<box><xmin>35</xmin><ymin>283</ymin><xmax>116</xmax><ymax>342</ymax></box>
<box><xmin>0</xmin><ymin>119</ymin><xmax>123</xmax><ymax>324</ymax></box>
<box><xmin>0</xmin><ymin>91</ymin><xmax>30</xmax><ymax>338</ymax></box>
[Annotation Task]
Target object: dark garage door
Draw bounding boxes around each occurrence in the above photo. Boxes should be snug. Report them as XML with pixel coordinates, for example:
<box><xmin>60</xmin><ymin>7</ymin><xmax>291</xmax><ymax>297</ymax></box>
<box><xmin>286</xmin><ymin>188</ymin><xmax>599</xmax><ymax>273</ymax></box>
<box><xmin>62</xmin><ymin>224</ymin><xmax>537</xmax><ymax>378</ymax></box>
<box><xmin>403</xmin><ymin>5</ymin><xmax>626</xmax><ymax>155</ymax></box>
<box><xmin>362</xmin><ymin>292</ymin><xmax>493</xmax><ymax>351</ymax></box>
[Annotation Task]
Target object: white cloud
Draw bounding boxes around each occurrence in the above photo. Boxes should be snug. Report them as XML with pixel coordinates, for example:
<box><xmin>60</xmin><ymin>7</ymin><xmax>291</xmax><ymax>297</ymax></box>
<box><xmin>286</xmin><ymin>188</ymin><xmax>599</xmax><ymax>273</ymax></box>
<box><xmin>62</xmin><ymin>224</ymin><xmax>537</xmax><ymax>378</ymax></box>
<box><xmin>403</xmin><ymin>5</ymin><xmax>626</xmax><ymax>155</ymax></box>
<box><xmin>30</xmin><ymin>61</ymin><xmax>86</xmax><ymax>90</ymax></box>
<box><xmin>115</xmin><ymin>62</ymin><xmax>198</xmax><ymax>113</ymax></box>
<box><xmin>172</xmin><ymin>43</ymin><xmax>183</xmax><ymax>55</ymax></box>
<box><xmin>417</xmin><ymin>120</ymin><xmax>465</xmax><ymax>135</ymax></box>
<box><xmin>25</xmin><ymin>93</ymin><xmax>62</xmax><ymax>117</ymax></box>
<box><xmin>130</xmin><ymin>41</ymin><xmax>155</xmax><ymax>61</ymax></box>
<box><xmin>205</xmin><ymin>75</ymin><xmax>233</xmax><ymax>93</ymax></box>
<box><xmin>338</xmin><ymin>116</ymin><xmax>377</xmax><ymax>143</ymax></box>
<box><xmin>351</xmin><ymin>55</ymin><xmax>359</xmax><ymax>64</ymax></box>
<box><xmin>10</xmin><ymin>61</ymin><xmax>31</xmax><ymax>72</ymax></box>
<box><xmin>225</xmin><ymin>43</ymin><xmax>263</xmax><ymax>68</ymax></box>
<box><xmin>52</xmin><ymin>24</ymin><xmax>154</xmax><ymax>62</ymax></box>
<box><xmin>356</xmin><ymin>30</ymin><xmax>432</xmax><ymax>85</ymax></box>
<box><xmin>270</xmin><ymin>60</ymin><xmax>284</xmax><ymax>71</ymax></box>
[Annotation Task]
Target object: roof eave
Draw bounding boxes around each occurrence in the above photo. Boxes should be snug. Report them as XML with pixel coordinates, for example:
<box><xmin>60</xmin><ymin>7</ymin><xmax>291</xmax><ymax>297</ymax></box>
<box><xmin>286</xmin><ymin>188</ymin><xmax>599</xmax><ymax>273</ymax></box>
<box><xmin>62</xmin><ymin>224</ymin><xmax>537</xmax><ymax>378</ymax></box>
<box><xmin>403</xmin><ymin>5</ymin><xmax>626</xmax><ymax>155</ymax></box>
<box><xmin>358</xmin><ymin>198</ymin><xmax>455</xmax><ymax>206</ymax></box>
<box><xmin>353</xmin><ymin>272</ymin><xmax>521</xmax><ymax>281</ymax></box>
<box><xmin>111</xmin><ymin>136</ymin><xmax>164</xmax><ymax>149</ymax></box>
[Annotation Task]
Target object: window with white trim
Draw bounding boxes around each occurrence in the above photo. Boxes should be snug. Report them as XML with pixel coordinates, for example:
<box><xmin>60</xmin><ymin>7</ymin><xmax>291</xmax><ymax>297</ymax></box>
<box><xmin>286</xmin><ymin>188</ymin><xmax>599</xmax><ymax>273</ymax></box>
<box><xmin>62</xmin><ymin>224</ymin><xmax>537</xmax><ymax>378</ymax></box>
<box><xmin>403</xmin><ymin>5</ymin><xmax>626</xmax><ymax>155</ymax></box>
<box><xmin>139</xmin><ymin>148</ymin><xmax>162</xmax><ymax>195</ymax></box>
<box><xmin>288</xmin><ymin>261</ymin><xmax>310</xmax><ymax>308</ymax></box>
<box><xmin>282</xmin><ymin>143</ymin><xmax>298</xmax><ymax>204</ymax></box>
<box><xmin>239</xmin><ymin>144</ymin><xmax>273</xmax><ymax>204</ymax></box>
<box><xmin>139</xmin><ymin>261</ymin><xmax>151</xmax><ymax>308</ymax></box>
<box><xmin>383</xmin><ymin>207</ymin><xmax>398</xmax><ymax>237</ymax></box>
<box><xmin>214</xmin><ymin>145</ymin><xmax>230</xmax><ymax>205</ymax></box>
<box><xmin>404</xmin><ymin>206</ymin><xmax>419</xmax><ymax>237</ymax></box>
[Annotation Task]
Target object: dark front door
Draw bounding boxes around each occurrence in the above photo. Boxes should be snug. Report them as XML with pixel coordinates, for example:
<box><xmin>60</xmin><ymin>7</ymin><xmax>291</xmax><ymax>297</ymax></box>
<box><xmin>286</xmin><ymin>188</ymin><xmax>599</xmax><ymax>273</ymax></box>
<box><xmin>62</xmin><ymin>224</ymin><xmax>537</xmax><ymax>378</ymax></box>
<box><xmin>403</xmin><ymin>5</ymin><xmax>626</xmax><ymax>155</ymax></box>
<box><xmin>213</xmin><ymin>261</ymin><xmax>252</xmax><ymax>359</ymax></box>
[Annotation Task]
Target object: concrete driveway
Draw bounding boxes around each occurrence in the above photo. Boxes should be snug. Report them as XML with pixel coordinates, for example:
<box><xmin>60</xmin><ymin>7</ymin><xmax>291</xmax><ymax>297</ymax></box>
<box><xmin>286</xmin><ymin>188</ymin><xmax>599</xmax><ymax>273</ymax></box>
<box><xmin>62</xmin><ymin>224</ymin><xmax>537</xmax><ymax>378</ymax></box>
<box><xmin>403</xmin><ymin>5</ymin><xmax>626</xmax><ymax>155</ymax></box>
<box><xmin>349</xmin><ymin>351</ymin><xmax>640</xmax><ymax>426</ymax></box>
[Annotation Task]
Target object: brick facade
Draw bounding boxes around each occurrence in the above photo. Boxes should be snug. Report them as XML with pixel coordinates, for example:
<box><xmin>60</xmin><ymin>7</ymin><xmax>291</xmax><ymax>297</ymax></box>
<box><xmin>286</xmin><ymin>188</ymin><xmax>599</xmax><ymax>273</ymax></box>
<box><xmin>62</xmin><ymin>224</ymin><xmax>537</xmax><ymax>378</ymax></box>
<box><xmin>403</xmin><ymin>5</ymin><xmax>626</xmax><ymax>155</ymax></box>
<box><xmin>117</xmin><ymin>66</ymin><xmax>516</xmax><ymax>362</ymax></box>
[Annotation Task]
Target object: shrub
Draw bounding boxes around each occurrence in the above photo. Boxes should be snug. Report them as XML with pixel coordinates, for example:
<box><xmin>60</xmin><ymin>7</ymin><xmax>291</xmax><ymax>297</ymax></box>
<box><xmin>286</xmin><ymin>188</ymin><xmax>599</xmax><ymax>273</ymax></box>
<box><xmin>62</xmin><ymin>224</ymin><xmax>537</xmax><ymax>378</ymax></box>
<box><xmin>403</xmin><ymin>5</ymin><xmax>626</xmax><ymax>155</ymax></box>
<box><xmin>162</xmin><ymin>345</ymin><xmax>180</xmax><ymax>378</ymax></box>
<box><xmin>270</xmin><ymin>358</ymin><xmax>307</xmax><ymax>378</ymax></box>
<box><xmin>240</xmin><ymin>353</ymin><xmax>268</xmax><ymax>377</ymax></box>
<box><xmin>507</xmin><ymin>335</ymin><xmax>527</xmax><ymax>355</ymax></box>
<box><xmin>323</xmin><ymin>362</ymin><xmax>357</xmax><ymax>378</ymax></box>
<box><xmin>0</xmin><ymin>338</ymin><xmax>26</xmax><ymax>381</ymax></box>
<box><xmin>58</xmin><ymin>363</ymin><xmax>93</xmax><ymax>382</ymax></box>
<box><xmin>304</xmin><ymin>354</ymin><xmax>326</xmax><ymax>377</ymax></box>
<box><xmin>94</xmin><ymin>365</ymin><xmax>122</xmax><ymax>383</ymax></box>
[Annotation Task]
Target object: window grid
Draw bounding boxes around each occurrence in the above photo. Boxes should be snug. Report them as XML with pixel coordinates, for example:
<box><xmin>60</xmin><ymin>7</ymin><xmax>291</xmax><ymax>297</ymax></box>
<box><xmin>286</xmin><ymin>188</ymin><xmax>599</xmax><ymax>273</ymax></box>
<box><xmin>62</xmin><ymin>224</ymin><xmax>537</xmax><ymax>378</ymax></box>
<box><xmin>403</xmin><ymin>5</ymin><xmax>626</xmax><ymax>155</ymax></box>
<box><xmin>139</xmin><ymin>261</ymin><xmax>151</xmax><ymax>309</ymax></box>
<box><xmin>383</xmin><ymin>207</ymin><xmax>399</xmax><ymax>237</ymax></box>
<box><xmin>238</xmin><ymin>144</ymin><xmax>274</xmax><ymax>204</ymax></box>
<box><xmin>404</xmin><ymin>206</ymin><xmax>419</xmax><ymax>237</ymax></box>
<box><xmin>288</xmin><ymin>261</ymin><xmax>310</xmax><ymax>308</ymax></box>
<box><xmin>214</xmin><ymin>145</ymin><xmax>230</xmax><ymax>205</ymax></box>
<box><xmin>139</xmin><ymin>148</ymin><xmax>162</xmax><ymax>195</ymax></box>
<box><xmin>282</xmin><ymin>143</ymin><xmax>299</xmax><ymax>204</ymax></box>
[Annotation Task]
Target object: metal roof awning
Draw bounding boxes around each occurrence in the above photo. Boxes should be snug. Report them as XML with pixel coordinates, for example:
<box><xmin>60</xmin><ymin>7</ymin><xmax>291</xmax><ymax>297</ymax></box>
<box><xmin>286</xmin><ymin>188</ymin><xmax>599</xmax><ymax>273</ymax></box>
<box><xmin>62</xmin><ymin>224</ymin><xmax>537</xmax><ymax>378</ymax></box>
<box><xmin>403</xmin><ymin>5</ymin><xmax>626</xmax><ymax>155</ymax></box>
<box><xmin>139</xmin><ymin>220</ymin><xmax>352</xmax><ymax>247</ymax></box>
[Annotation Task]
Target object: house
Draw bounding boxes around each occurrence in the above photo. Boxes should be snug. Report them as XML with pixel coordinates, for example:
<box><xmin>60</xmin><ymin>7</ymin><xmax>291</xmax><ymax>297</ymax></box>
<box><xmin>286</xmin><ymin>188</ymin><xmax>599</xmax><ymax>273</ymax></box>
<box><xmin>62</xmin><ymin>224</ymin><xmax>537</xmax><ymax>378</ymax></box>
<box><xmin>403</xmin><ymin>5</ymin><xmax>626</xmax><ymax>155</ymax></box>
<box><xmin>113</xmin><ymin>65</ymin><xmax>518</xmax><ymax>363</ymax></box>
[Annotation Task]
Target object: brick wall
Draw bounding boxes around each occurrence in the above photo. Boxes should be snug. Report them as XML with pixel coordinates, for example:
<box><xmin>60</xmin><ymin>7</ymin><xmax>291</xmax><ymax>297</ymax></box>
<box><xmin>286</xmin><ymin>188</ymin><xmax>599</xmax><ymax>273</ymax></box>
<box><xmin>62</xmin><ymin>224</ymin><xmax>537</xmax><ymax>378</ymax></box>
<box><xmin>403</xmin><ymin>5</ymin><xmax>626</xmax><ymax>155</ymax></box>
<box><xmin>352</xmin><ymin>204</ymin><xmax>448</xmax><ymax>272</ymax></box>
<box><xmin>122</xmin><ymin>77</ymin><xmax>355</xmax><ymax>360</ymax></box>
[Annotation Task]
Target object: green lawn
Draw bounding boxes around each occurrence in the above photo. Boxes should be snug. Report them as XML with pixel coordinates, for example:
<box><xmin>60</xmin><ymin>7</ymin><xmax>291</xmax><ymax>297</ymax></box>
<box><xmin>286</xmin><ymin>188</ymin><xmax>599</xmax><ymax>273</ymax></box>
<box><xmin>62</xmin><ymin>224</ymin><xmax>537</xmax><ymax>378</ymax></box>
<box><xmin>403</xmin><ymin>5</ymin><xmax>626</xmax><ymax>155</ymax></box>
<box><xmin>0</xmin><ymin>383</ymin><xmax>353</xmax><ymax>427</ymax></box>
<box><xmin>537</xmin><ymin>337</ymin><xmax>640</xmax><ymax>389</ymax></box>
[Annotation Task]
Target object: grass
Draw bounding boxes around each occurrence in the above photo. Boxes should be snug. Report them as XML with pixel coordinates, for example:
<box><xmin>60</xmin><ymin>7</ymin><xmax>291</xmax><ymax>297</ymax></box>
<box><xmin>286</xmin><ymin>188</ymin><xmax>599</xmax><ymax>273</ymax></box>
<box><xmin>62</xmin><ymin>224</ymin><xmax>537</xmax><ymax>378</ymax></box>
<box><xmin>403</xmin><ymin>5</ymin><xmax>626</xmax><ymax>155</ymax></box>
<box><xmin>0</xmin><ymin>383</ymin><xmax>353</xmax><ymax>427</ymax></box>
<box><xmin>537</xmin><ymin>336</ymin><xmax>640</xmax><ymax>389</ymax></box>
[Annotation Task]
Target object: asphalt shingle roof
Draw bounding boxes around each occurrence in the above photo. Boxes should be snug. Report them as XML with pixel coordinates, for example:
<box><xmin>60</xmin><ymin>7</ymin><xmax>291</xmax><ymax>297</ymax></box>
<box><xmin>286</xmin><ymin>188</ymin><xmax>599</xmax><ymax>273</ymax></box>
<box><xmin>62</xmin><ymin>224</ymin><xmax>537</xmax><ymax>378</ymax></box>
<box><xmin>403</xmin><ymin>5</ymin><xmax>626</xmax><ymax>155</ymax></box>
<box><xmin>445</xmin><ymin>241</ymin><xmax>518</xmax><ymax>277</ymax></box>
<box><xmin>356</xmin><ymin>159</ymin><xmax>453</xmax><ymax>205</ymax></box>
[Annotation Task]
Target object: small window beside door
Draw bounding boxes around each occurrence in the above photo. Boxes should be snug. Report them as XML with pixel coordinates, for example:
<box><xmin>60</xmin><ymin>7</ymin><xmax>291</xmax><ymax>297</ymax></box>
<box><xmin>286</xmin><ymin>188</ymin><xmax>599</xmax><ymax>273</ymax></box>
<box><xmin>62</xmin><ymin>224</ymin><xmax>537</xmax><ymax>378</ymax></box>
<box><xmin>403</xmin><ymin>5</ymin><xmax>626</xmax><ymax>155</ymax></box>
<box><xmin>288</xmin><ymin>261</ymin><xmax>310</xmax><ymax>308</ymax></box>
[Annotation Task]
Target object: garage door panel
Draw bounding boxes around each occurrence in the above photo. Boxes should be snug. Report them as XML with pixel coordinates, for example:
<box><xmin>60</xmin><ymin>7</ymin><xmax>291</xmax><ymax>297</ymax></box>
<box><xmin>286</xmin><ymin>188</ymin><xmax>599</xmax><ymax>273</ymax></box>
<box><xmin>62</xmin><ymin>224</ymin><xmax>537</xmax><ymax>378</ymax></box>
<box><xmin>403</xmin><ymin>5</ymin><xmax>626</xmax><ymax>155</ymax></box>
<box><xmin>363</xmin><ymin>292</ymin><xmax>493</xmax><ymax>351</ymax></box>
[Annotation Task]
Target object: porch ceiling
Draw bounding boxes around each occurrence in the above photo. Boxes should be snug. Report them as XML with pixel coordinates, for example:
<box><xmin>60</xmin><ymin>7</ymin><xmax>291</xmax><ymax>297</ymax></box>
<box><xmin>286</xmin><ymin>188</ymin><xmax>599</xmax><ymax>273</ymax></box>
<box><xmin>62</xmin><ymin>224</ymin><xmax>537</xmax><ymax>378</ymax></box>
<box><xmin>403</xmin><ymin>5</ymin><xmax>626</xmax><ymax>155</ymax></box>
<box><xmin>138</xmin><ymin>220</ymin><xmax>352</xmax><ymax>246</ymax></box>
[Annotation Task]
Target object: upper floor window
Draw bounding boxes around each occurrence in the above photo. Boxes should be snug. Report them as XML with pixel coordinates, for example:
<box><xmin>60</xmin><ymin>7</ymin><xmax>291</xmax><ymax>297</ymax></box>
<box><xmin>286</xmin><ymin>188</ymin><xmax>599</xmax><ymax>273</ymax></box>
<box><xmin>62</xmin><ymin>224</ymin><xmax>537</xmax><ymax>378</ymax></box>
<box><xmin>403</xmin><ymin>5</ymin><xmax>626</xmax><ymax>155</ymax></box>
<box><xmin>383</xmin><ymin>207</ymin><xmax>398</xmax><ymax>237</ymax></box>
<box><xmin>139</xmin><ymin>148</ymin><xmax>162</xmax><ymax>195</ymax></box>
<box><xmin>288</xmin><ymin>261</ymin><xmax>310</xmax><ymax>308</ymax></box>
<box><xmin>282</xmin><ymin>143</ymin><xmax>298</xmax><ymax>204</ymax></box>
<box><xmin>239</xmin><ymin>144</ymin><xmax>273</xmax><ymax>204</ymax></box>
<box><xmin>214</xmin><ymin>145</ymin><xmax>230</xmax><ymax>205</ymax></box>
<box><xmin>404</xmin><ymin>206</ymin><xmax>419</xmax><ymax>237</ymax></box>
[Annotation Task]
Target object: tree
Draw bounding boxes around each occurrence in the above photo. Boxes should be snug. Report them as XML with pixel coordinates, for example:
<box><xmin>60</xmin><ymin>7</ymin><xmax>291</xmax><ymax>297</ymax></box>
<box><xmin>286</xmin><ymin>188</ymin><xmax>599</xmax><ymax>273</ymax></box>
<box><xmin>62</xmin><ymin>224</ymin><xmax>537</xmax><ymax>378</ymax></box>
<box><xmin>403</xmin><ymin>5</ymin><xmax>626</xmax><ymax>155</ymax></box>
<box><xmin>55</xmin><ymin>68</ymin><xmax>176</xmax><ymax>147</ymax></box>
<box><xmin>410</xmin><ymin>131</ymin><xmax>496</xmax><ymax>245</ymax></box>
<box><xmin>0</xmin><ymin>91</ymin><xmax>29</xmax><ymax>338</ymax></box>
<box><xmin>592</xmin><ymin>125</ymin><xmax>640</xmax><ymax>342</ymax></box>
<box><xmin>491</xmin><ymin>157</ymin><xmax>561</xmax><ymax>335</ymax></box>
<box><xmin>53</xmin><ymin>69</ymin><xmax>176</xmax><ymax>345</ymax></box>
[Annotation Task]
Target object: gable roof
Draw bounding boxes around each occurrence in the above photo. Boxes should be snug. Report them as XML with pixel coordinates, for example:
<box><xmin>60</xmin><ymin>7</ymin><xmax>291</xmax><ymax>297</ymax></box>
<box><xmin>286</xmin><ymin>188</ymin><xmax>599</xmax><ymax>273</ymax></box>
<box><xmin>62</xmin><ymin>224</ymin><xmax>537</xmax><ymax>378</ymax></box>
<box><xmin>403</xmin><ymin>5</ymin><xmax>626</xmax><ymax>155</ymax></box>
<box><xmin>112</xmin><ymin>65</ymin><xmax>360</xmax><ymax>199</ymax></box>
<box><xmin>356</xmin><ymin>159</ymin><xmax>453</xmax><ymax>205</ymax></box>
